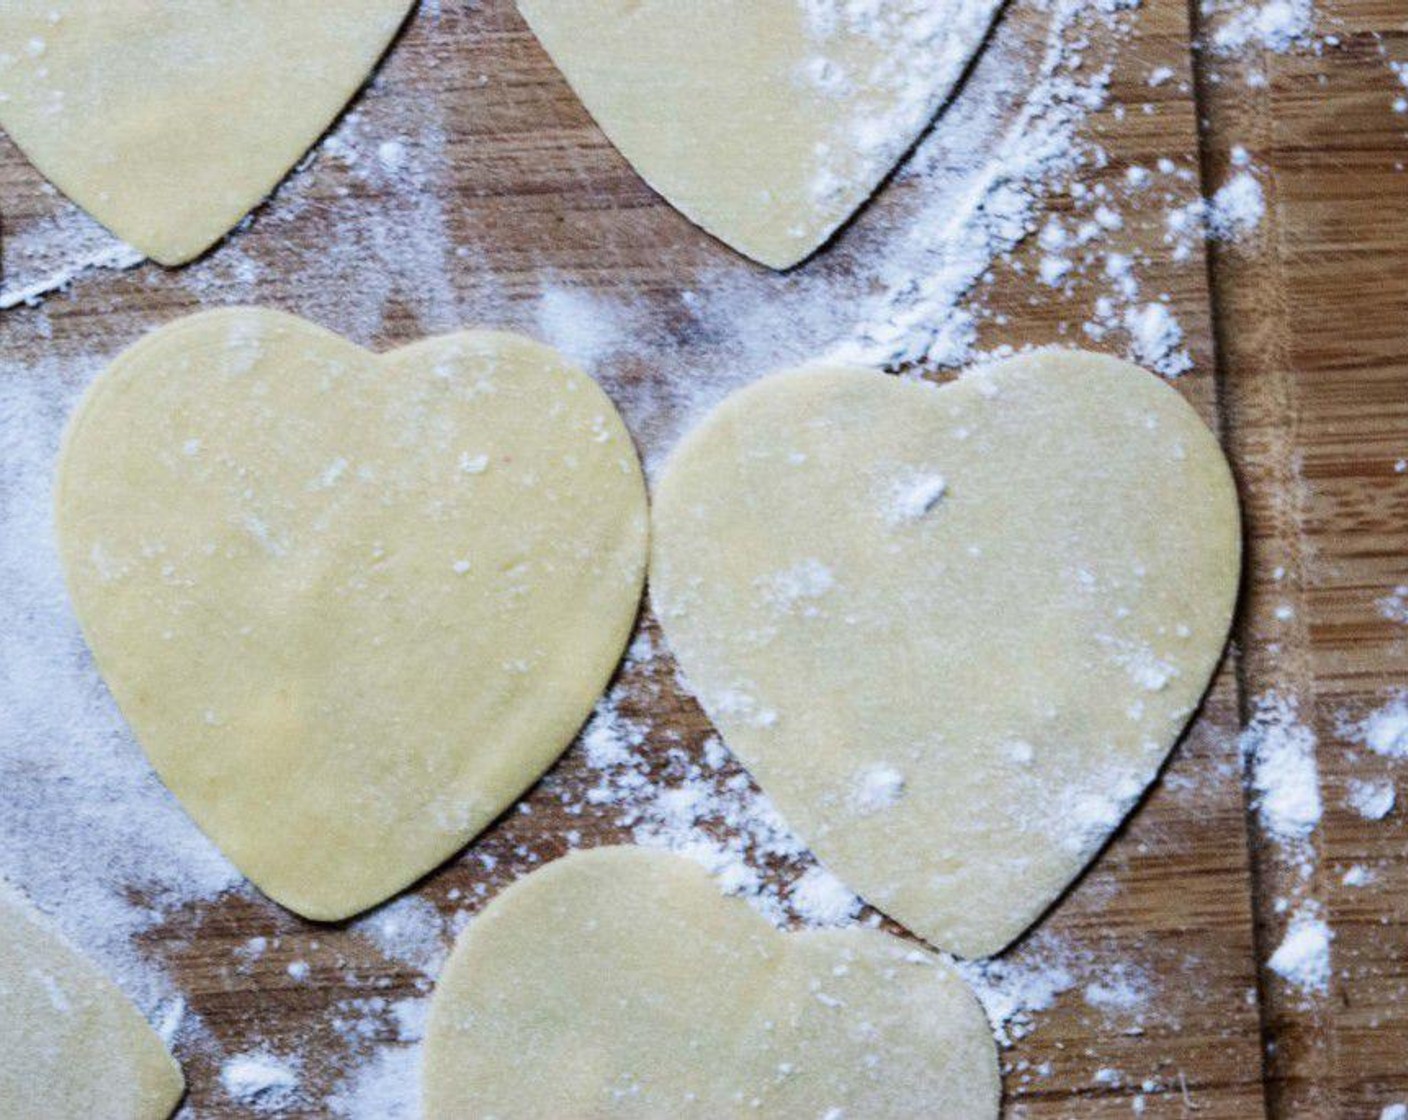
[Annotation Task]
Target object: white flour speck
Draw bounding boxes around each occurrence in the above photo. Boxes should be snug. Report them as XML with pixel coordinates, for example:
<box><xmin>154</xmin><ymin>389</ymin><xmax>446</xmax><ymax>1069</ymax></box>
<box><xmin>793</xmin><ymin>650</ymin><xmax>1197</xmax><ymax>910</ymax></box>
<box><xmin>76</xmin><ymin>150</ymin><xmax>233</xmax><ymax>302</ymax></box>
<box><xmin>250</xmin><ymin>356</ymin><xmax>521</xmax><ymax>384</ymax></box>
<box><xmin>888</xmin><ymin>472</ymin><xmax>948</xmax><ymax>522</ymax></box>
<box><xmin>1123</xmin><ymin>302</ymin><xmax>1193</xmax><ymax>377</ymax></box>
<box><xmin>1241</xmin><ymin>692</ymin><xmax>1321</xmax><ymax>843</ymax></box>
<box><xmin>1346</xmin><ymin>778</ymin><xmax>1396</xmax><ymax>821</ymax></box>
<box><xmin>1266</xmin><ymin>907</ymin><xmax>1332</xmax><ymax>995</ymax></box>
<box><xmin>851</xmin><ymin>764</ymin><xmax>907</xmax><ymax>813</ymax></box>
<box><xmin>353</xmin><ymin>894</ymin><xmax>449</xmax><ymax>975</ymax></box>
<box><xmin>220</xmin><ymin>1052</ymin><xmax>301</xmax><ymax>1113</ymax></box>
<box><xmin>1344</xmin><ymin>694</ymin><xmax>1408</xmax><ymax>760</ymax></box>
<box><xmin>1342</xmin><ymin>864</ymin><xmax>1373</xmax><ymax>888</ymax></box>
<box><xmin>1378</xmin><ymin>585</ymin><xmax>1408</xmax><ymax>624</ymax></box>
<box><xmin>1207</xmin><ymin>172</ymin><xmax>1265</xmax><ymax>241</ymax></box>
<box><xmin>789</xmin><ymin>867</ymin><xmax>862</xmax><ymax>926</ymax></box>
<box><xmin>1207</xmin><ymin>0</ymin><xmax>1313</xmax><ymax>54</ymax></box>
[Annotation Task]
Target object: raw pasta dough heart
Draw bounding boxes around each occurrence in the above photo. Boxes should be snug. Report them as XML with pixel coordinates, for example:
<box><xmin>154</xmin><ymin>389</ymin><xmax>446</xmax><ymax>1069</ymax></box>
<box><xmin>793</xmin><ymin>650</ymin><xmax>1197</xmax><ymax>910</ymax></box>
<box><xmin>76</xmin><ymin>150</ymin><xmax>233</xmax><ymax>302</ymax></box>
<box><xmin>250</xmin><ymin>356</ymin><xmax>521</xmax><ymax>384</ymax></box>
<box><xmin>0</xmin><ymin>1</ymin><xmax>413</xmax><ymax>265</ymax></box>
<box><xmin>0</xmin><ymin>882</ymin><xmax>183</xmax><ymax>1120</ymax></box>
<box><xmin>424</xmin><ymin>846</ymin><xmax>999</xmax><ymax>1119</ymax></box>
<box><xmin>651</xmin><ymin>350</ymin><xmax>1241</xmax><ymax>958</ymax></box>
<box><xmin>517</xmin><ymin>0</ymin><xmax>1004</xmax><ymax>269</ymax></box>
<box><xmin>56</xmin><ymin>308</ymin><xmax>648</xmax><ymax>921</ymax></box>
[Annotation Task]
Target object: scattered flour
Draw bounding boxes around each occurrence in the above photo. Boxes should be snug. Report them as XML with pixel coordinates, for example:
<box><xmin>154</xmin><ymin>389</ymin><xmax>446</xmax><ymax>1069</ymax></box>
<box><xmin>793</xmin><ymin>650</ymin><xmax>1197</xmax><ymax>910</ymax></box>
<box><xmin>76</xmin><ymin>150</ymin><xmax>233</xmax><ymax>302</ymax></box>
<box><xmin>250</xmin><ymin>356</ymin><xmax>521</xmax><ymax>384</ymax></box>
<box><xmin>327</xmin><ymin>1040</ymin><xmax>421</xmax><ymax>1120</ymax></box>
<box><xmin>1343</xmin><ymin>694</ymin><xmax>1408</xmax><ymax>760</ymax></box>
<box><xmin>759</xmin><ymin>558</ymin><xmax>837</xmax><ymax>614</ymax></box>
<box><xmin>1123</xmin><ymin>302</ymin><xmax>1193</xmax><ymax>377</ymax></box>
<box><xmin>888</xmin><ymin>473</ymin><xmax>948</xmax><ymax>522</ymax></box>
<box><xmin>220</xmin><ymin>1052</ymin><xmax>301</xmax><ymax>1113</ymax></box>
<box><xmin>1207</xmin><ymin>172</ymin><xmax>1266</xmax><ymax>241</ymax></box>
<box><xmin>1341</xmin><ymin>864</ymin><xmax>1374</xmax><ymax>888</ymax></box>
<box><xmin>851</xmin><ymin>764</ymin><xmax>907</xmax><ymax>813</ymax></box>
<box><xmin>352</xmin><ymin>894</ymin><xmax>450</xmax><ymax>975</ymax></box>
<box><xmin>1266</xmin><ymin>906</ymin><xmax>1332</xmax><ymax>995</ymax></box>
<box><xmin>1379</xmin><ymin>585</ymin><xmax>1408</xmax><ymax>625</ymax></box>
<box><xmin>1082</xmin><ymin>961</ymin><xmax>1153</xmax><ymax>1014</ymax></box>
<box><xmin>564</xmin><ymin>635</ymin><xmax>835</xmax><ymax>929</ymax></box>
<box><xmin>0</xmin><ymin>240</ymin><xmax>145</xmax><ymax>312</ymax></box>
<box><xmin>789</xmin><ymin>866</ymin><xmax>863</xmax><ymax>926</ymax></box>
<box><xmin>534</xmin><ymin>286</ymin><xmax>632</xmax><ymax>374</ymax></box>
<box><xmin>948</xmin><ymin>929</ymin><xmax>1155</xmax><ymax>1048</ymax></box>
<box><xmin>326</xmin><ymin>997</ymin><xmax>428</xmax><ymax>1120</ymax></box>
<box><xmin>1346</xmin><ymin>778</ymin><xmax>1396</xmax><ymax>822</ymax></box>
<box><xmin>1240</xmin><ymin>692</ymin><xmax>1322</xmax><ymax>845</ymax></box>
<box><xmin>0</xmin><ymin>357</ymin><xmax>243</xmax><ymax>1032</ymax></box>
<box><xmin>958</xmin><ymin>952</ymin><xmax>1076</xmax><ymax>1047</ymax></box>
<box><xmin>1205</xmin><ymin>0</ymin><xmax>1314</xmax><ymax>53</ymax></box>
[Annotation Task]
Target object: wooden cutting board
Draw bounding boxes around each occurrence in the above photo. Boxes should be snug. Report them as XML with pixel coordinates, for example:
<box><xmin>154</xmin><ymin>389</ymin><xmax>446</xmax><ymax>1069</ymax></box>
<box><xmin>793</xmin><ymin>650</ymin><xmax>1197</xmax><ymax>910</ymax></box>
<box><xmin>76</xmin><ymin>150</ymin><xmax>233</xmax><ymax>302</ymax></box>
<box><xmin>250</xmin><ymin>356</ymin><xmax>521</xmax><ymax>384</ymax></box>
<box><xmin>3</xmin><ymin>0</ymin><xmax>1401</xmax><ymax>1115</ymax></box>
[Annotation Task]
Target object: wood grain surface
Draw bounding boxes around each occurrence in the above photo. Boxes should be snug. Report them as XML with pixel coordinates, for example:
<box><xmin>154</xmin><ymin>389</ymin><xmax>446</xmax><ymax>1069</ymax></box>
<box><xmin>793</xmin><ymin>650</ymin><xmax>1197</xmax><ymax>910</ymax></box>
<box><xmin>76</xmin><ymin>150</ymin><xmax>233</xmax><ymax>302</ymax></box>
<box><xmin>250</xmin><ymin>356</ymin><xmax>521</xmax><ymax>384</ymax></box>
<box><xmin>1199</xmin><ymin>0</ymin><xmax>1408</xmax><ymax>1115</ymax></box>
<box><xmin>0</xmin><ymin>0</ymin><xmax>1403</xmax><ymax>1116</ymax></box>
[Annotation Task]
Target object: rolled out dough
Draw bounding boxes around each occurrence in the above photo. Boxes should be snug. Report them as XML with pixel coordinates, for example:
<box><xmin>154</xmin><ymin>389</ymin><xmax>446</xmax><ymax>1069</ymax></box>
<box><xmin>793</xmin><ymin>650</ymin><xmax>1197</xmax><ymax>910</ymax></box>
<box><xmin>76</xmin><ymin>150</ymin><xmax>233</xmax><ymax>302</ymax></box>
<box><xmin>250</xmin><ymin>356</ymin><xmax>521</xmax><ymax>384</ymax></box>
<box><xmin>0</xmin><ymin>2</ymin><xmax>413</xmax><ymax>264</ymax></box>
<box><xmin>517</xmin><ymin>0</ymin><xmax>1004</xmax><ymax>269</ymax></box>
<box><xmin>0</xmin><ymin>882</ymin><xmax>183</xmax><ymax>1120</ymax></box>
<box><xmin>423</xmin><ymin>846</ymin><xmax>1000</xmax><ymax>1118</ymax></box>
<box><xmin>55</xmin><ymin>308</ymin><xmax>648</xmax><ymax>921</ymax></box>
<box><xmin>650</xmin><ymin>350</ymin><xmax>1241</xmax><ymax>958</ymax></box>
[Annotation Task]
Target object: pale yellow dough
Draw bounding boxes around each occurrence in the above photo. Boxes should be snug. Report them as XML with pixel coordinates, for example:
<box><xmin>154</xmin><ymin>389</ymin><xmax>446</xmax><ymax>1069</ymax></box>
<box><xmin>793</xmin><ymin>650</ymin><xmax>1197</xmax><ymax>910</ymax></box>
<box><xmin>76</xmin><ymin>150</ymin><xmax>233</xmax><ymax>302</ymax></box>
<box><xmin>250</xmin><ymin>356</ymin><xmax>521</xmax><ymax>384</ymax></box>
<box><xmin>0</xmin><ymin>2</ymin><xmax>412</xmax><ymax>265</ymax></box>
<box><xmin>0</xmin><ymin>883</ymin><xmax>183</xmax><ymax>1120</ymax></box>
<box><xmin>423</xmin><ymin>847</ymin><xmax>999</xmax><ymax>1119</ymax></box>
<box><xmin>517</xmin><ymin>0</ymin><xmax>1004</xmax><ymax>269</ymax></box>
<box><xmin>651</xmin><ymin>350</ymin><xmax>1241</xmax><ymax>958</ymax></box>
<box><xmin>56</xmin><ymin>309</ymin><xmax>648</xmax><ymax>921</ymax></box>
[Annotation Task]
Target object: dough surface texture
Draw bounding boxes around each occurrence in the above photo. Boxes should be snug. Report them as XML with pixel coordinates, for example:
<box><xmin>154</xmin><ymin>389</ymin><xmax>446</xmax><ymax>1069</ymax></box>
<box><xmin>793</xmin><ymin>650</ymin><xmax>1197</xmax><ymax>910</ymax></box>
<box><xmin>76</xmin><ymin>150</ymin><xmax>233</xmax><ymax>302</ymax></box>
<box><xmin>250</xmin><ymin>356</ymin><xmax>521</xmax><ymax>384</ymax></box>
<box><xmin>423</xmin><ymin>846</ymin><xmax>1000</xmax><ymax>1119</ymax></box>
<box><xmin>56</xmin><ymin>308</ymin><xmax>648</xmax><ymax>921</ymax></box>
<box><xmin>517</xmin><ymin>0</ymin><xmax>1004</xmax><ymax>269</ymax></box>
<box><xmin>0</xmin><ymin>1</ymin><xmax>413</xmax><ymax>264</ymax></box>
<box><xmin>651</xmin><ymin>350</ymin><xmax>1241</xmax><ymax>957</ymax></box>
<box><xmin>0</xmin><ymin>882</ymin><xmax>183</xmax><ymax>1120</ymax></box>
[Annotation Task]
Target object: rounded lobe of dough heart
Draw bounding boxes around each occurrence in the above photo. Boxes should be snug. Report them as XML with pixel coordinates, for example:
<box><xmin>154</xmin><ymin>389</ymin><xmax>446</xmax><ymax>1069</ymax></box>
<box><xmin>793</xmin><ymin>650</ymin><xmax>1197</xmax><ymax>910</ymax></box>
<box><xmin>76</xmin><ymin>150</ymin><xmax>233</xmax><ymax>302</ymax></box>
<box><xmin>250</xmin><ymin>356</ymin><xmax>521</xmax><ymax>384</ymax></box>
<box><xmin>516</xmin><ymin>0</ymin><xmax>1005</xmax><ymax>269</ymax></box>
<box><xmin>55</xmin><ymin>308</ymin><xmax>649</xmax><ymax>921</ymax></box>
<box><xmin>650</xmin><ymin>349</ymin><xmax>1241</xmax><ymax>958</ymax></box>
<box><xmin>423</xmin><ymin>846</ymin><xmax>1000</xmax><ymax>1119</ymax></box>
<box><xmin>0</xmin><ymin>1</ymin><xmax>414</xmax><ymax>264</ymax></box>
<box><xmin>0</xmin><ymin>881</ymin><xmax>184</xmax><ymax>1120</ymax></box>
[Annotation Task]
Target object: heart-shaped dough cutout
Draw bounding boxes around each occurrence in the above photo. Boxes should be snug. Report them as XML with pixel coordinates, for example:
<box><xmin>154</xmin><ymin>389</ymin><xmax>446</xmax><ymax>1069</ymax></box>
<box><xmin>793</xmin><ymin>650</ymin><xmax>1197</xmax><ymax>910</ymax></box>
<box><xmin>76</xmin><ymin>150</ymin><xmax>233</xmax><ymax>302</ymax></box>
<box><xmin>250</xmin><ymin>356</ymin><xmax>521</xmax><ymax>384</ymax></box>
<box><xmin>517</xmin><ymin>0</ymin><xmax>1004</xmax><ymax>269</ymax></box>
<box><xmin>56</xmin><ymin>308</ymin><xmax>648</xmax><ymax>921</ymax></box>
<box><xmin>0</xmin><ymin>882</ymin><xmax>183</xmax><ymax>1120</ymax></box>
<box><xmin>0</xmin><ymin>2</ymin><xmax>412</xmax><ymax>264</ymax></box>
<box><xmin>652</xmin><ymin>350</ymin><xmax>1241</xmax><ymax>958</ymax></box>
<box><xmin>424</xmin><ymin>846</ymin><xmax>1000</xmax><ymax>1118</ymax></box>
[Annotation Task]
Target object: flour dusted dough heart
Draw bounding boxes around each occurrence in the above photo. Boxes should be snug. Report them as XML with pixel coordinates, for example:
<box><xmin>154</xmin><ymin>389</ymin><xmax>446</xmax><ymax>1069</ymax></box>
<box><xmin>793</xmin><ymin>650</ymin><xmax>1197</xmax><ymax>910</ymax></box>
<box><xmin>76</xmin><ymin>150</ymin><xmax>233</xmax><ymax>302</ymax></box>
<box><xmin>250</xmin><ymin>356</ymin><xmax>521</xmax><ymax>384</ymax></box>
<box><xmin>0</xmin><ymin>2</ymin><xmax>412</xmax><ymax>265</ymax></box>
<box><xmin>652</xmin><ymin>350</ymin><xmax>1241</xmax><ymax>958</ymax></box>
<box><xmin>424</xmin><ymin>846</ymin><xmax>999</xmax><ymax>1118</ymax></box>
<box><xmin>0</xmin><ymin>882</ymin><xmax>183</xmax><ymax>1120</ymax></box>
<box><xmin>517</xmin><ymin>0</ymin><xmax>1003</xmax><ymax>269</ymax></box>
<box><xmin>56</xmin><ymin>309</ymin><xmax>648</xmax><ymax>921</ymax></box>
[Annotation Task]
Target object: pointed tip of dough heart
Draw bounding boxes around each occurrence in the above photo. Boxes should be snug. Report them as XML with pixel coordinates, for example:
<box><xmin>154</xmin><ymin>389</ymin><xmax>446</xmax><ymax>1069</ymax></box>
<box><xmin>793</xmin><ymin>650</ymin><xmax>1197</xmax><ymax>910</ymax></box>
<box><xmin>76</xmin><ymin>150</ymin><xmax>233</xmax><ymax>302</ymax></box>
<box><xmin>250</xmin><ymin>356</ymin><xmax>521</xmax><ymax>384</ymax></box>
<box><xmin>517</xmin><ymin>0</ymin><xmax>1004</xmax><ymax>270</ymax></box>
<box><xmin>0</xmin><ymin>3</ymin><xmax>415</xmax><ymax>269</ymax></box>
